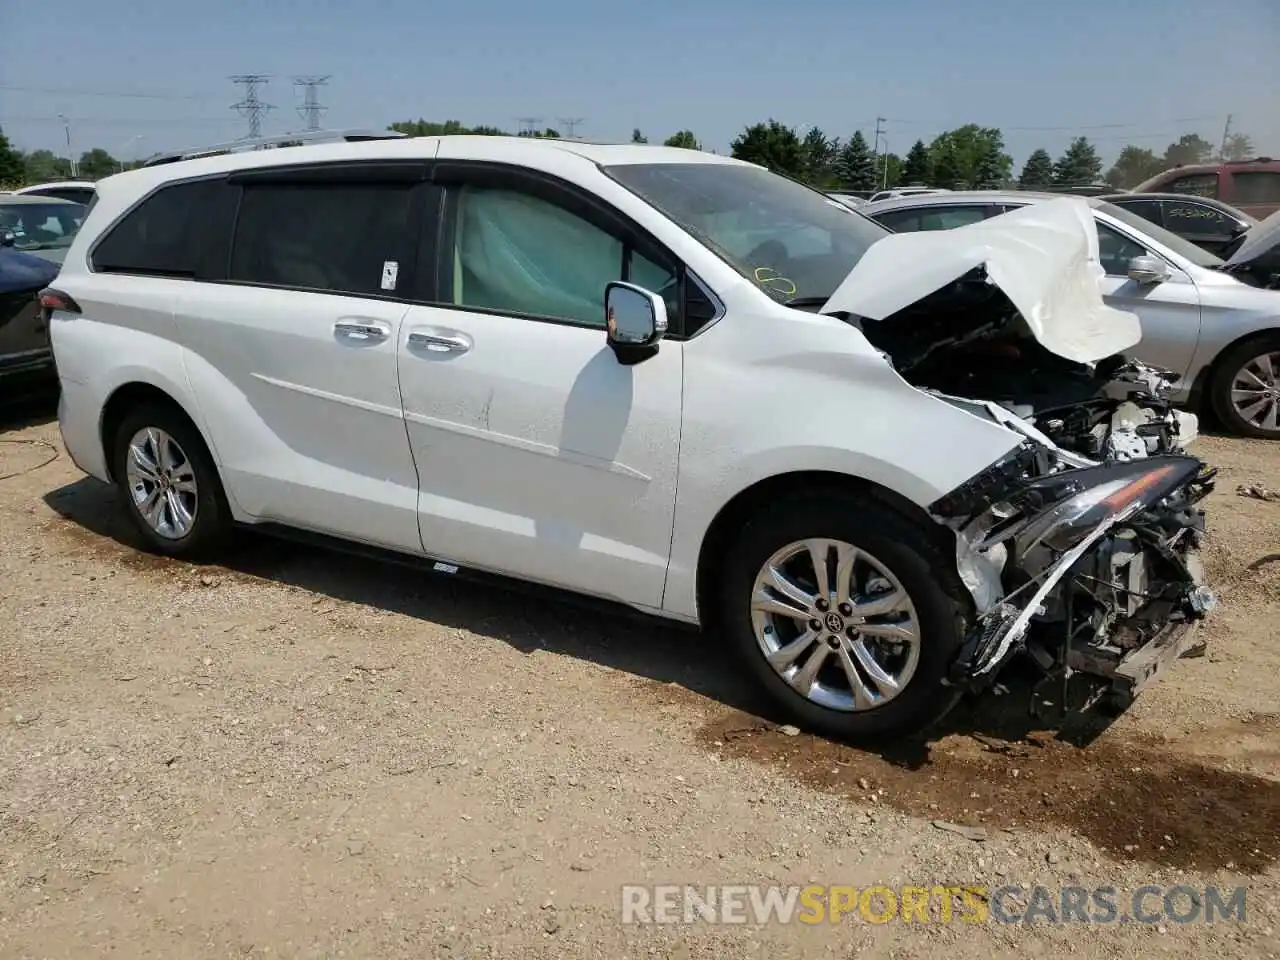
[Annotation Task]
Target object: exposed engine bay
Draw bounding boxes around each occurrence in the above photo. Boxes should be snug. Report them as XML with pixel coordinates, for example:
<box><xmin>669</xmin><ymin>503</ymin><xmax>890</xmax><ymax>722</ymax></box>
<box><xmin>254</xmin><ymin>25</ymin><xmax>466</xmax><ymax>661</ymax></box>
<box><xmin>849</xmin><ymin>270</ymin><xmax>1197</xmax><ymax>464</ymax></box>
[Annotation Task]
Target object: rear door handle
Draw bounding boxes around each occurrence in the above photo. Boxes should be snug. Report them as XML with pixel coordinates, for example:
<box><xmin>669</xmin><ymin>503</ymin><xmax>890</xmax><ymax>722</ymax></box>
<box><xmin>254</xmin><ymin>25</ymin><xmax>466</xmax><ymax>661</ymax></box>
<box><xmin>408</xmin><ymin>330</ymin><xmax>472</xmax><ymax>354</ymax></box>
<box><xmin>334</xmin><ymin>319</ymin><xmax>391</xmax><ymax>341</ymax></box>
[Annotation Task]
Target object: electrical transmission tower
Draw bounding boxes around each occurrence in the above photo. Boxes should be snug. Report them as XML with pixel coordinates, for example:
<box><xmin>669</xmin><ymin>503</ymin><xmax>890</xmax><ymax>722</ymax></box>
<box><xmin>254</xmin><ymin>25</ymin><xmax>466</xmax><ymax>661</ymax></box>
<box><xmin>293</xmin><ymin>75</ymin><xmax>331</xmax><ymax>131</ymax></box>
<box><xmin>558</xmin><ymin>117</ymin><xmax>585</xmax><ymax>139</ymax></box>
<box><xmin>516</xmin><ymin>117</ymin><xmax>543</xmax><ymax>136</ymax></box>
<box><xmin>230</xmin><ymin>74</ymin><xmax>274</xmax><ymax>139</ymax></box>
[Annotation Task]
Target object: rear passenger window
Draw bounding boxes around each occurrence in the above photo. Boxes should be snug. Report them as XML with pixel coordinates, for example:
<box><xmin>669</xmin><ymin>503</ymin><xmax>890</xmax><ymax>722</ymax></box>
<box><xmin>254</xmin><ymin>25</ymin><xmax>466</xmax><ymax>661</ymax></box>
<box><xmin>92</xmin><ymin>179</ymin><xmax>222</xmax><ymax>277</ymax></box>
<box><xmin>1164</xmin><ymin>200</ymin><xmax>1231</xmax><ymax>234</ymax></box>
<box><xmin>873</xmin><ymin>209</ymin><xmax>922</xmax><ymax>233</ymax></box>
<box><xmin>917</xmin><ymin>206</ymin><xmax>987</xmax><ymax>231</ymax></box>
<box><xmin>229</xmin><ymin>183</ymin><xmax>418</xmax><ymax>298</ymax></box>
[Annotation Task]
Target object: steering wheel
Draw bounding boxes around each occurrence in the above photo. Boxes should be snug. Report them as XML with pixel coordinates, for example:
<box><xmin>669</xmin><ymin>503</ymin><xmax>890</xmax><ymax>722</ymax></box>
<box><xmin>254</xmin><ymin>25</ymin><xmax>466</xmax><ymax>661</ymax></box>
<box><xmin>746</xmin><ymin>239</ymin><xmax>789</xmax><ymax>267</ymax></box>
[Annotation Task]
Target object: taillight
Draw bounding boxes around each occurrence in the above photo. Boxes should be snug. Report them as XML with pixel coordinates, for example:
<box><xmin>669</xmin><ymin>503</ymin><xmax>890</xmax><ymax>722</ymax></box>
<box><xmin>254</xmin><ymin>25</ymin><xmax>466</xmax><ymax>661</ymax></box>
<box><xmin>39</xmin><ymin>288</ymin><xmax>81</xmax><ymax>314</ymax></box>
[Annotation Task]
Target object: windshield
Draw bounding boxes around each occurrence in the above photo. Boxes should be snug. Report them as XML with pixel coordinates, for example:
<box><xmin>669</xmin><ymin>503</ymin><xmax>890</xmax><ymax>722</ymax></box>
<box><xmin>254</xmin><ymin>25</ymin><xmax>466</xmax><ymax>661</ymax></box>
<box><xmin>1095</xmin><ymin>201</ymin><xmax>1224</xmax><ymax>268</ymax></box>
<box><xmin>0</xmin><ymin>200</ymin><xmax>86</xmax><ymax>252</ymax></box>
<box><xmin>603</xmin><ymin>162</ymin><xmax>889</xmax><ymax>303</ymax></box>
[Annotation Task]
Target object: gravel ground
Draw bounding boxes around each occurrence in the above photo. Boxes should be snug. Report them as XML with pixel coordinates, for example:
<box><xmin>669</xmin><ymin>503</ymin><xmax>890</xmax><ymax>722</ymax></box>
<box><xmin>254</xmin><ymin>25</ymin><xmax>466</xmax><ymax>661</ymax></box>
<box><xmin>1</xmin><ymin>396</ymin><xmax>1279</xmax><ymax>959</ymax></box>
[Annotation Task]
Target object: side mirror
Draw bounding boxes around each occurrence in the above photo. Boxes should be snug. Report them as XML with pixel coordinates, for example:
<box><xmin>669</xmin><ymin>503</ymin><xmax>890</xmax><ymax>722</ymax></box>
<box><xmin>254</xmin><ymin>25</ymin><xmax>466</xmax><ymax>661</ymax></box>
<box><xmin>1127</xmin><ymin>254</ymin><xmax>1169</xmax><ymax>285</ymax></box>
<box><xmin>605</xmin><ymin>281</ymin><xmax>668</xmax><ymax>365</ymax></box>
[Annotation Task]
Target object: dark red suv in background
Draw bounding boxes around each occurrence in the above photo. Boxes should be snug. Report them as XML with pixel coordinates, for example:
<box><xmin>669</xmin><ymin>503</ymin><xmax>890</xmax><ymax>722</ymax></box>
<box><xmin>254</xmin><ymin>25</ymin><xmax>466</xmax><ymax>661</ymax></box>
<box><xmin>1135</xmin><ymin>158</ymin><xmax>1280</xmax><ymax>219</ymax></box>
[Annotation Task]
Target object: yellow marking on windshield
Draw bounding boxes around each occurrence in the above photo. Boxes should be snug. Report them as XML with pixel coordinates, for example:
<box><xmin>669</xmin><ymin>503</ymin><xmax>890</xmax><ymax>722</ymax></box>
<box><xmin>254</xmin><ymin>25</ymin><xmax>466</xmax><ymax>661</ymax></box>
<box><xmin>753</xmin><ymin>266</ymin><xmax>797</xmax><ymax>297</ymax></box>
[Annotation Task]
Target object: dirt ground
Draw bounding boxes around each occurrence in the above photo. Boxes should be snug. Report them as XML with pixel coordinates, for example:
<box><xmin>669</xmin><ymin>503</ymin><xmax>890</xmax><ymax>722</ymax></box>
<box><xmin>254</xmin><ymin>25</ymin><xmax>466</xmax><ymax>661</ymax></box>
<box><xmin>2</xmin><ymin>393</ymin><xmax>1279</xmax><ymax>959</ymax></box>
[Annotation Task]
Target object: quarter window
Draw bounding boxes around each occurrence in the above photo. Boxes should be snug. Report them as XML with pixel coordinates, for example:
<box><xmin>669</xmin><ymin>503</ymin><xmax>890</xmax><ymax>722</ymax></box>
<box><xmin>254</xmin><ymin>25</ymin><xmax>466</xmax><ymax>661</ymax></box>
<box><xmin>447</xmin><ymin>185</ymin><xmax>674</xmax><ymax>326</ymax></box>
<box><xmin>91</xmin><ymin>179</ymin><xmax>223</xmax><ymax>277</ymax></box>
<box><xmin>229</xmin><ymin>182</ymin><xmax>419</xmax><ymax>297</ymax></box>
<box><xmin>1163</xmin><ymin>173</ymin><xmax>1219</xmax><ymax>198</ymax></box>
<box><xmin>1231</xmin><ymin>172</ymin><xmax>1280</xmax><ymax>206</ymax></box>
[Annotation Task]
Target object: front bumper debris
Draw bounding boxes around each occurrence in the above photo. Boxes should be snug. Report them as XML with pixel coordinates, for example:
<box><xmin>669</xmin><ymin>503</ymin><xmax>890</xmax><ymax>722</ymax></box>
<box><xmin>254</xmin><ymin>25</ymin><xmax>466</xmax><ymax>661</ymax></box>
<box><xmin>937</xmin><ymin>453</ymin><xmax>1217</xmax><ymax>704</ymax></box>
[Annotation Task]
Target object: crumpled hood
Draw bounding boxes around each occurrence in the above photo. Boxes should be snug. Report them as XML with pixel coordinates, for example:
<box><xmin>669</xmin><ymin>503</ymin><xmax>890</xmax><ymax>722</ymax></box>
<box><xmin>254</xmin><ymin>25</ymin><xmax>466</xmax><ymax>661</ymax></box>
<box><xmin>1224</xmin><ymin>208</ymin><xmax>1280</xmax><ymax>269</ymax></box>
<box><xmin>820</xmin><ymin>197</ymin><xmax>1143</xmax><ymax>364</ymax></box>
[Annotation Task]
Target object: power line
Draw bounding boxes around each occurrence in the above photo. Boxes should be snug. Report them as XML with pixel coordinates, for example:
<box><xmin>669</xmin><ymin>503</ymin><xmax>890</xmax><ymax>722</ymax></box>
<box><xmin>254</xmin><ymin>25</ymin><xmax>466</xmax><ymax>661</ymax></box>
<box><xmin>0</xmin><ymin>83</ymin><xmax>221</xmax><ymax>102</ymax></box>
<box><xmin>230</xmin><ymin>75</ymin><xmax>274</xmax><ymax>139</ymax></box>
<box><xmin>515</xmin><ymin>117</ymin><xmax>543</xmax><ymax>135</ymax></box>
<box><xmin>293</xmin><ymin>75</ymin><xmax>331</xmax><ymax>132</ymax></box>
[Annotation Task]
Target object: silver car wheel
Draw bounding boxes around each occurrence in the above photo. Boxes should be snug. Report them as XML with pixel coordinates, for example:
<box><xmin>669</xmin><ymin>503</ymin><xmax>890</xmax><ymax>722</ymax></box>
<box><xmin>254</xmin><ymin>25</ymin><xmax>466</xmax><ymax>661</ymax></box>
<box><xmin>1231</xmin><ymin>350</ymin><xmax>1280</xmax><ymax>433</ymax></box>
<box><xmin>124</xmin><ymin>427</ymin><xmax>199</xmax><ymax>540</ymax></box>
<box><xmin>749</xmin><ymin>538</ymin><xmax>922</xmax><ymax>712</ymax></box>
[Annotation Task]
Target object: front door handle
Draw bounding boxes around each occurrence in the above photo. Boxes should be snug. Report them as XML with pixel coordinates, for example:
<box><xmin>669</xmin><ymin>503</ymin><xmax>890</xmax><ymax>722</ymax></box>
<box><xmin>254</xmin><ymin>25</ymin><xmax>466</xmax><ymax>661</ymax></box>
<box><xmin>334</xmin><ymin>319</ymin><xmax>391</xmax><ymax>341</ymax></box>
<box><xmin>408</xmin><ymin>330</ymin><xmax>472</xmax><ymax>354</ymax></box>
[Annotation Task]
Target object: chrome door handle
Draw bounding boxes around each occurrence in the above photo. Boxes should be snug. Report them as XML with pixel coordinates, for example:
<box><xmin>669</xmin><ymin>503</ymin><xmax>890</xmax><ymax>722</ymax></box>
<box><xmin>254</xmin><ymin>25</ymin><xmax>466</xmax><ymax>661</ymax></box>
<box><xmin>408</xmin><ymin>331</ymin><xmax>471</xmax><ymax>354</ymax></box>
<box><xmin>334</xmin><ymin>319</ymin><xmax>390</xmax><ymax>341</ymax></box>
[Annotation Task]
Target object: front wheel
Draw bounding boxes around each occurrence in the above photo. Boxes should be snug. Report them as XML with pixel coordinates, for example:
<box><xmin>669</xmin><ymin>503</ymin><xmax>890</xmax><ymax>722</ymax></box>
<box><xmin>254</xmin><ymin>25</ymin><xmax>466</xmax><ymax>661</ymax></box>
<box><xmin>1208</xmin><ymin>335</ymin><xmax>1280</xmax><ymax>439</ymax></box>
<box><xmin>718</xmin><ymin>491</ymin><xmax>971</xmax><ymax>742</ymax></box>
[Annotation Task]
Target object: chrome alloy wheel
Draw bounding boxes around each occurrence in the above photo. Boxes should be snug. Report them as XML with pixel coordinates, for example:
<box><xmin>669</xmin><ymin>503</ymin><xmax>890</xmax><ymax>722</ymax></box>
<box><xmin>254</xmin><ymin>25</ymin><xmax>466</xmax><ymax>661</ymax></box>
<box><xmin>124</xmin><ymin>427</ymin><xmax>198</xmax><ymax>540</ymax></box>
<box><xmin>750</xmin><ymin>539</ymin><xmax>922</xmax><ymax>712</ymax></box>
<box><xmin>1231</xmin><ymin>350</ymin><xmax>1280</xmax><ymax>433</ymax></box>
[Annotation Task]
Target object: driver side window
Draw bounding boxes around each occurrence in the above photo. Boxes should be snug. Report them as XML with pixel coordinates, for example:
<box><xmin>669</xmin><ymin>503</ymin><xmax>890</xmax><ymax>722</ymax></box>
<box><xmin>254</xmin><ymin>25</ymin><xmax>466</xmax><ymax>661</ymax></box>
<box><xmin>447</xmin><ymin>184</ymin><xmax>674</xmax><ymax>327</ymax></box>
<box><xmin>1096</xmin><ymin>222</ymin><xmax>1150</xmax><ymax>277</ymax></box>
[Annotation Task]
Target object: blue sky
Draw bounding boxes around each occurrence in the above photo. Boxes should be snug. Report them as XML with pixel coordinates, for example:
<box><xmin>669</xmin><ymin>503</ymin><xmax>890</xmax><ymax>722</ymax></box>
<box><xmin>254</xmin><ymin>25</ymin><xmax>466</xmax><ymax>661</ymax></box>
<box><xmin>2</xmin><ymin>0</ymin><xmax>1276</xmax><ymax>171</ymax></box>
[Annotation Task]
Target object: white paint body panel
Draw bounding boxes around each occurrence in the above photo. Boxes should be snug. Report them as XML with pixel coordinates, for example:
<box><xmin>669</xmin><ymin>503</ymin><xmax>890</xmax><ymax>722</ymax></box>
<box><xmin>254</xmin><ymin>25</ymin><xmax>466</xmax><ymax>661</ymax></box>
<box><xmin>50</xmin><ymin>136</ymin><xmax>1031</xmax><ymax>625</ymax></box>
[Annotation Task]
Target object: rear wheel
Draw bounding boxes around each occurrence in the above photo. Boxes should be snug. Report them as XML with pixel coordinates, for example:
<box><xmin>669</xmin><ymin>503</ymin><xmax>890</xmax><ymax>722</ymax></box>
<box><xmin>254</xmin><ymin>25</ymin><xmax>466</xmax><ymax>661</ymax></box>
<box><xmin>110</xmin><ymin>404</ymin><xmax>231</xmax><ymax>559</ymax></box>
<box><xmin>1209</xmin><ymin>335</ymin><xmax>1280</xmax><ymax>439</ymax></box>
<box><xmin>718</xmin><ymin>491</ymin><xmax>971</xmax><ymax>742</ymax></box>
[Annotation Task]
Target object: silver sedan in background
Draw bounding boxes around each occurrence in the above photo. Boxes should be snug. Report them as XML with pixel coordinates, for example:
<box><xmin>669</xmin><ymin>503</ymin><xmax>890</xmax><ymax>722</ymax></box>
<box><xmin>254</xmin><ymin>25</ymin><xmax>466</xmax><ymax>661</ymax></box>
<box><xmin>860</xmin><ymin>190</ymin><xmax>1280</xmax><ymax>439</ymax></box>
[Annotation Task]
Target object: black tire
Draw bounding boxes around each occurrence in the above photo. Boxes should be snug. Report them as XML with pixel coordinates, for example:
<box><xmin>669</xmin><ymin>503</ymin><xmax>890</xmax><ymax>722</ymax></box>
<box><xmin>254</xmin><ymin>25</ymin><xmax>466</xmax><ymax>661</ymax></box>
<box><xmin>110</xmin><ymin>403</ymin><xmax>232</xmax><ymax>559</ymax></box>
<box><xmin>718</xmin><ymin>489</ymin><xmax>971</xmax><ymax>743</ymax></box>
<box><xmin>1208</xmin><ymin>334</ymin><xmax>1280</xmax><ymax>440</ymax></box>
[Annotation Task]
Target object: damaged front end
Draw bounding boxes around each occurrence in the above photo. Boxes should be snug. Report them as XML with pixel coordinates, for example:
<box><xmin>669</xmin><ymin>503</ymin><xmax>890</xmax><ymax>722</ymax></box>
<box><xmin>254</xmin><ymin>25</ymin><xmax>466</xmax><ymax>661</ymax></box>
<box><xmin>933</xmin><ymin>446</ymin><xmax>1218</xmax><ymax>706</ymax></box>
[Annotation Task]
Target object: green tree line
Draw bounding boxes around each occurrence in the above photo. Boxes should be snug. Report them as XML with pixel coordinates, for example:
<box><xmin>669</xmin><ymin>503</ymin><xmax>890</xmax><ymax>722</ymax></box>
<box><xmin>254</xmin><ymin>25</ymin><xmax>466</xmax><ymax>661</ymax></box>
<box><xmin>0</xmin><ymin>120</ymin><xmax>1258</xmax><ymax>193</ymax></box>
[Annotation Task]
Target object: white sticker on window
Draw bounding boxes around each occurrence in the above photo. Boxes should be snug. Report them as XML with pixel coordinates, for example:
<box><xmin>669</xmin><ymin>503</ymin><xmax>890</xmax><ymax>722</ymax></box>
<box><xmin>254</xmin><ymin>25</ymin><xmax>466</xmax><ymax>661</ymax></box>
<box><xmin>381</xmin><ymin>260</ymin><xmax>399</xmax><ymax>291</ymax></box>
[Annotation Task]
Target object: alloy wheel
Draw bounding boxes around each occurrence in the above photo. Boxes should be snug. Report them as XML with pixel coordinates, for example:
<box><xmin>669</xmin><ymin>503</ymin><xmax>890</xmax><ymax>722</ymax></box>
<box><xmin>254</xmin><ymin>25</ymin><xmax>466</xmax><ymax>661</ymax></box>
<box><xmin>1230</xmin><ymin>351</ymin><xmax>1280</xmax><ymax>433</ymax></box>
<box><xmin>124</xmin><ymin>426</ymin><xmax>199</xmax><ymax>540</ymax></box>
<box><xmin>749</xmin><ymin>538</ymin><xmax>922</xmax><ymax>712</ymax></box>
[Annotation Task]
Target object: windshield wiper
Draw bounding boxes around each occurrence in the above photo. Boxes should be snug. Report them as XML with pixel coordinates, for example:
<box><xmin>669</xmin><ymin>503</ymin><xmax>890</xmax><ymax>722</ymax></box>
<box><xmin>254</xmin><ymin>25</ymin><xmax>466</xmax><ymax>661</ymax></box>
<box><xmin>784</xmin><ymin>296</ymin><xmax>830</xmax><ymax>308</ymax></box>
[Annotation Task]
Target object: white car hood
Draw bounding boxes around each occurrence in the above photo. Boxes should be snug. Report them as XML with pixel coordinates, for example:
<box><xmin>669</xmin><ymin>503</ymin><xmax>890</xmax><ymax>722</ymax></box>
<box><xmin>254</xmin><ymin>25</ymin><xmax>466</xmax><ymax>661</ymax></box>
<box><xmin>822</xmin><ymin>197</ymin><xmax>1143</xmax><ymax>364</ymax></box>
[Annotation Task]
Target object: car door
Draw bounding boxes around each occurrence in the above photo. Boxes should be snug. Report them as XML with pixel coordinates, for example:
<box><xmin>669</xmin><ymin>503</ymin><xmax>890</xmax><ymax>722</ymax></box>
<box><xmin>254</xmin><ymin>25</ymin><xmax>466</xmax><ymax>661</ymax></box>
<box><xmin>172</xmin><ymin>163</ymin><xmax>431</xmax><ymax>554</ymax></box>
<box><xmin>396</xmin><ymin>162</ymin><xmax>684</xmax><ymax>609</ymax></box>
<box><xmin>1091</xmin><ymin>217</ymin><xmax>1203</xmax><ymax>385</ymax></box>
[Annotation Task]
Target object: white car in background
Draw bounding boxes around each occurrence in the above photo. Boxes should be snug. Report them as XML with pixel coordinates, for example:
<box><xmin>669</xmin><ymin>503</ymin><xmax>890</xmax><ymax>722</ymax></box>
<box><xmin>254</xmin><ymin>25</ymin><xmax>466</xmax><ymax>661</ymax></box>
<box><xmin>44</xmin><ymin>138</ymin><xmax>1215</xmax><ymax>740</ymax></box>
<box><xmin>12</xmin><ymin>180</ymin><xmax>97</xmax><ymax>206</ymax></box>
<box><xmin>862</xmin><ymin>190</ymin><xmax>1280</xmax><ymax>439</ymax></box>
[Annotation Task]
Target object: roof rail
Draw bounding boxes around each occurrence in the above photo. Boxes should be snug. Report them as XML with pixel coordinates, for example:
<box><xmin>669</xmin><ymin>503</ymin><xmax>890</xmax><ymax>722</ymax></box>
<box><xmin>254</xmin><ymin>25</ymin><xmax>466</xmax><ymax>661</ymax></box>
<box><xmin>138</xmin><ymin>128</ymin><xmax>407</xmax><ymax>168</ymax></box>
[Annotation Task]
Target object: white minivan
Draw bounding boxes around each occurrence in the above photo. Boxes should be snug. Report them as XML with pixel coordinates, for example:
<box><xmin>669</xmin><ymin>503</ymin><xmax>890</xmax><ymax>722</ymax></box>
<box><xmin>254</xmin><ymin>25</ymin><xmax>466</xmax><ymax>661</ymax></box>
<box><xmin>44</xmin><ymin>136</ymin><xmax>1216</xmax><ymax>740</ymax></box>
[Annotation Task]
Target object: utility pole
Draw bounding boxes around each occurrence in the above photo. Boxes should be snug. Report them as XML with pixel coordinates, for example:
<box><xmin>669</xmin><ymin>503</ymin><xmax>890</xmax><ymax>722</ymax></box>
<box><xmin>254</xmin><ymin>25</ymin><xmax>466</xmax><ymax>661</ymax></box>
<box><xmin>558</xmin><ymin>117</ymin><xmax>585</xmax><ymax>139</ymax></box>
<box><xmin>293</xmin><ymin>75</ymin><xmax>331</xmax><ymax>131</ymax></box>
<box><xmin>1219</xmin><ymin>113</ymin><xmax>1234</xmax><ymax>161</ymax></box>
<box><xmin>872</xmin><ymin>116</ymin><xmax>887</xmax><ymax>189</ymax></box>
<box><xmin>58</xmin><ymin>114</ymin><xmax>76</xmax><ymax>177</ymax></box>
<box><xmin>515</xmin><ymin>117</ymin><xmax>543</xmax><ymax>137</ymax></box>
<box><xmin>230</xmin><ymin>75</ymin><xmax>274</xmax><ymax>139</ymax></box>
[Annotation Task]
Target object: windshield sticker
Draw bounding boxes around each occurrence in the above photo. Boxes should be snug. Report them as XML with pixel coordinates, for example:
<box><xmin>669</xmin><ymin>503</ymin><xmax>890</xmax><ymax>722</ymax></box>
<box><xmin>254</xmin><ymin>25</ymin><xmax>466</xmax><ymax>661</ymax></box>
<box><xmin>753</xmin><ymin>266</ymin><xmax>797</xmax><ymax>297</ymax></box>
